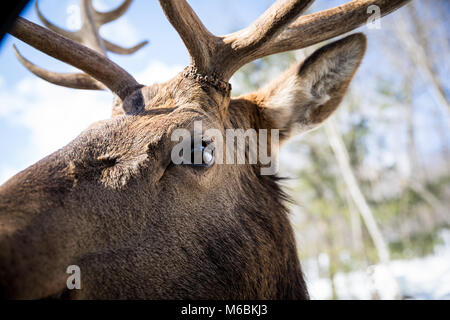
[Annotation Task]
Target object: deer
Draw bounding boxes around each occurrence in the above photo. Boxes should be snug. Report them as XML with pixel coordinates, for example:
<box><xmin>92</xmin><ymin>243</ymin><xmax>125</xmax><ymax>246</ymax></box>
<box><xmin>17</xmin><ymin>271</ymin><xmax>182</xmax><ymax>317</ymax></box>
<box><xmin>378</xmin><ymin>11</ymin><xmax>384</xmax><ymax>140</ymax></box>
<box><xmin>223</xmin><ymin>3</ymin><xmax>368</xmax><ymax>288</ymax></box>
<box><xmin>0</xmin><ymin>0</ymin><xmax>409</xmax><ymax>299</ymax></box>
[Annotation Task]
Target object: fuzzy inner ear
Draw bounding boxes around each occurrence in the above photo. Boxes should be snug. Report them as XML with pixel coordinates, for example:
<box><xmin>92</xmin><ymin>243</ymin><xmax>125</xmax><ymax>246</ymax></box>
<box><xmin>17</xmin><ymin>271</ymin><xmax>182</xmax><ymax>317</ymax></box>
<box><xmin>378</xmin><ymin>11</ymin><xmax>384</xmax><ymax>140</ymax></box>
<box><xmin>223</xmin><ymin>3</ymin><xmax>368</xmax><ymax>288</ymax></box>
<box><xmin>254</xmin><ymin>33</ymin><xmax>367</xmax><ymax>140</ymax></box>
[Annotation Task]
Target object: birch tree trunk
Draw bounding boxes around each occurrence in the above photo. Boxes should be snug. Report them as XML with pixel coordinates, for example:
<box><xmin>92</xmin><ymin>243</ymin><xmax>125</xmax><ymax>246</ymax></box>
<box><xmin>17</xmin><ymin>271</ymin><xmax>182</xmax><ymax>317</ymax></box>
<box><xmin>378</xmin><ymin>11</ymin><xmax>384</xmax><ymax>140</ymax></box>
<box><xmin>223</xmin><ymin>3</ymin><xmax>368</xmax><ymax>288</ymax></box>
<box><xmin>325</xmin><ymin>119</ymin><xmax>390</xmax><ymax>263</ymax></box>
<box><xmin>395</xmin><ymin>5</ymin><xmax>449</xmax><ymax>117</ymax></box>
<box><xmin>324</xmin><ymin>118</ymin><xmax>402</xmax><ymax>299</ymax></box>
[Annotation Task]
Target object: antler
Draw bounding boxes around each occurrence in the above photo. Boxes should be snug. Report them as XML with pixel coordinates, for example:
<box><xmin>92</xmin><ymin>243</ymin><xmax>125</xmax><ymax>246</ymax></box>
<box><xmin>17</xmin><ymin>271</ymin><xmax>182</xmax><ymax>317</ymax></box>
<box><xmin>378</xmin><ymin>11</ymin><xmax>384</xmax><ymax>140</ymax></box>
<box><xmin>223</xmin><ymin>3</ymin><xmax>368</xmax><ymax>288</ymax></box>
<box><xmin>35</xmin><ymin>0</ymin><xmax>148</xmax><ymax>55</ymax></box>
<box><xmin>11</xmin><ymin>0</ymin><xmax>147</xmax><ymax>98</ymax></box>
<box><xmin>159</xmin><ymin>0</ymin><xmax>411</xmax><ymax>81</ymax></box>
<box><xmin>10</xmin><ymin>17</ymin><xmax>139</xmax><ymax>100</ymax></box>
<box><xmin>13</xmin><ymin>44</ymin><xmax>105</xmax><ymax>90</ymax></box>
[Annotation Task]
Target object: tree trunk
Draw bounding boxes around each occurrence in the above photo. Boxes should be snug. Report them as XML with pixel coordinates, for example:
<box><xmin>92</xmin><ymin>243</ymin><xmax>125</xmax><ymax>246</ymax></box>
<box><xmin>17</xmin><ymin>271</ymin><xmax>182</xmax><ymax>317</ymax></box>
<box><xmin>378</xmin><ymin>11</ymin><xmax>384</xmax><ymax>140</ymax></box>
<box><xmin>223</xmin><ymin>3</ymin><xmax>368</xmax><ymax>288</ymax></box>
<box><xmin>396</xmin><ymin>5</ymin><xmax>449</xmax><ymax>116</ymax></box>
<box><xmin>325</xmin><ymin>119</ymin><xmax>390</xmax><ymax>263</ymax></box>
<box><xmin>324</xmin><ymin>119</ymin><xmax>402</xmax><ymax>299</ymax></box>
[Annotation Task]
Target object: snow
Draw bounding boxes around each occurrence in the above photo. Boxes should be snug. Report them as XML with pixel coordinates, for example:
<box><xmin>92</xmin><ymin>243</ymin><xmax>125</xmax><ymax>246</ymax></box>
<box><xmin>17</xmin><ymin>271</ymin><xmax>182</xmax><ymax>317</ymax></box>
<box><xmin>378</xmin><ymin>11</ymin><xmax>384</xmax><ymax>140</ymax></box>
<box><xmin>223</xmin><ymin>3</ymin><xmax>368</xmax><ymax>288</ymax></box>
<box><xmin>306</xmin><ymin>229</ymin><xmax>450</xmax><ymax>300</ymax></box>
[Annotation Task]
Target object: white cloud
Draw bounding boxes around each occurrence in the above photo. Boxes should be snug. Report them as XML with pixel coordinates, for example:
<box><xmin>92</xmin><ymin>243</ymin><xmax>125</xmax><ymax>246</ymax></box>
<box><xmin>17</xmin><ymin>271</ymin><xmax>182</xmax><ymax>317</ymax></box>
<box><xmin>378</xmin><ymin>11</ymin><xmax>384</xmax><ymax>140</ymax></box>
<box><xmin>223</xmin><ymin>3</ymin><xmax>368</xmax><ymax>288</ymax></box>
<box><xmin>65</xmin><ymin>4</ymin><xmax>82</xmax><ymax>30</ymax></box>
<box><xmin>101</xmin><ymin>18</ymin><xmax>140</xmax><ymax>45</ymax></box>
<box><xmin>135</xmin><ymin>60</ymin><xmax>183</xmax><ymax>85</ymax></box>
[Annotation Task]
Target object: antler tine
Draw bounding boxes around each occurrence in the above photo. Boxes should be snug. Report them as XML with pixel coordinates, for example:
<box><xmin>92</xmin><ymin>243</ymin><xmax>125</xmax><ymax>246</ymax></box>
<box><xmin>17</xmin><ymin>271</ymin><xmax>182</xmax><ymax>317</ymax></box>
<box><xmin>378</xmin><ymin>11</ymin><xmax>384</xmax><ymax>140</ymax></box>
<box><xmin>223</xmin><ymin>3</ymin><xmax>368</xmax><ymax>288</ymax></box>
<box><xmin>158</xmin><ymin>0</ymin><xmax>313</xmax><ymax>80</ymax></box>
<box><xmin>87</xmin><ymin>0</ymin><xmax>147</xmax><ymax>55</ymax></box>
<box><xmin>13</xmin><ymin>0</ymin><xmax>147</xmax><ymax>97</ymax></box>
<box><xmin>160</xmin><ymin>0</ymin><xmax>410</xmax><ymax>82</ymax></box>
<box><xmin>219</xmin><ymin>0</ymin><xmax>315</xmax><ymax>79</ymax></box>
<box><xmin>13</xmin><ymin>45</ymin><xmax>105</xmax><ymax>90</ymax></box>
<box><xmin>222</xmin><ymin>0</ymin><xmax>411</xmax><ymax>79</ymax></box>
<box><xmin>79</xmin><ymin>0</ymin><xmax>107</xmax><ymax>53</ymax></box>
<box><xmin>15</xmin><ymin>1</ymin><xmax>105</xmax><ymax>92</ymax></box>
<box><xmin>93</xmin><ymin>0</ymin><xmax>134</xmax><ymax>25</ymax></box>
<box><xmin>35</xmin><ymin>1</ymin><xmax>80</xmax><ymax>42</ymax></box>
<box><xmin>10</xmin><ymin>18</ymin><xmax>140</xmax><ymax>100</ymax></box>
<box><xmin>104</xmin><ymin>39</ymin><xmax>149</xmax><ymax>55</ymax></box>
<box><xmin>36</xmin><ymin>0</ymin><xmax>146</xmax><ymax>56</ymax></box>
<box><xmin>36</xmin><ymin>0</ymin><xmax>106</xmax><ymax>54</ymax></box>
<box><xmin>158</xmin><ymin>0</ymin><xmax>219</xmax><ymax>74</ymax></box>
<box><xmin>259</xmin><ymin>0</ymin><xmax>412</xmax><ymax>59</ymax></box>
<box><xmin>224</xmin><ymin>0</ymin><xmax>314</xmax><ymax>59</ymax></box>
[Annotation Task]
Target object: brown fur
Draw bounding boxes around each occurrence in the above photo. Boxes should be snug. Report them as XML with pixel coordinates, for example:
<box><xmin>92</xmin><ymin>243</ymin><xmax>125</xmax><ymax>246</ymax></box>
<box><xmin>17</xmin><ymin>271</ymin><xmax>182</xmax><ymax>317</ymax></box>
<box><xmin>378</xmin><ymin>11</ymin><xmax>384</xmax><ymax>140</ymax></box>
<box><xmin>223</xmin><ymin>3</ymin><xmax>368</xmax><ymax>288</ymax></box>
<box><xmin>0</xmin><ymin>34</ymin><xmax>366</xmax><ymax>299</ymax></box>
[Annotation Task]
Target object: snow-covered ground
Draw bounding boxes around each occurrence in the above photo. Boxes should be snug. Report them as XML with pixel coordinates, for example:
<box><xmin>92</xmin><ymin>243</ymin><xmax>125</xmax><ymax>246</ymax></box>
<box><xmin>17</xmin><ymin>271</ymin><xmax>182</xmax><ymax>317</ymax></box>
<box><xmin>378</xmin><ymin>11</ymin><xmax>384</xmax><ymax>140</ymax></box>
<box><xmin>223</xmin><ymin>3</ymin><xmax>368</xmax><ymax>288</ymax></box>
<box><xmin>305</xmin><ymin>229</ymin><xmax>450</xmax><ymax>300</ymax></box>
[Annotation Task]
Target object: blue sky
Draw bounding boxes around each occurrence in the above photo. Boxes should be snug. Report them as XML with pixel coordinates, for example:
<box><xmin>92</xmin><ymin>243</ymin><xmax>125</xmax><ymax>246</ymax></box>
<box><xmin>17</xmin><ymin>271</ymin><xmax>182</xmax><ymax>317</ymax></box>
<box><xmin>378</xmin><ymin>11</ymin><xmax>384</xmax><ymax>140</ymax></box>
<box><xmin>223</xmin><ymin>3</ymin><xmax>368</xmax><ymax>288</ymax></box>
<box><xmin>0</xmin><ymin>0</ymin><xmax>448</xmax><ymax>184</ymax></box>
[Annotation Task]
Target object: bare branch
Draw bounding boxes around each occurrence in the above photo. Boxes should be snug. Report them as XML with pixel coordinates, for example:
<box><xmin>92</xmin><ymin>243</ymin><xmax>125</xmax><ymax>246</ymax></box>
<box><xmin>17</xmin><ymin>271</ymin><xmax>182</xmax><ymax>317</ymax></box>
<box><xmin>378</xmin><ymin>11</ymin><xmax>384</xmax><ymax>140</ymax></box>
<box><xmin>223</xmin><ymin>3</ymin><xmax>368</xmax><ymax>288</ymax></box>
<box><xmin>12</xmin><ymin>0</ymin><xmax>148</xmax><ymax>100</ymax></box>
<box><xmin>9</xmin><ymin>18</ymin><xmax>139</xmax><ymax>100</ymax></box>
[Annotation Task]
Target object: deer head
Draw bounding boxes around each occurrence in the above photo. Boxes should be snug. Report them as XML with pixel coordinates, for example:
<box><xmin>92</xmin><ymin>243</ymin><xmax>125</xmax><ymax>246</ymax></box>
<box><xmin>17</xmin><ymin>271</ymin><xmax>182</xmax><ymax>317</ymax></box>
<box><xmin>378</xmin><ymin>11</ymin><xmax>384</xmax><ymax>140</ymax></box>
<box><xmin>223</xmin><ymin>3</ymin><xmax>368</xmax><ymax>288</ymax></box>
<box><xmin>0</xmin><ymin>0</ymin><xmax>409</xmax><ymax>299</ymax></box>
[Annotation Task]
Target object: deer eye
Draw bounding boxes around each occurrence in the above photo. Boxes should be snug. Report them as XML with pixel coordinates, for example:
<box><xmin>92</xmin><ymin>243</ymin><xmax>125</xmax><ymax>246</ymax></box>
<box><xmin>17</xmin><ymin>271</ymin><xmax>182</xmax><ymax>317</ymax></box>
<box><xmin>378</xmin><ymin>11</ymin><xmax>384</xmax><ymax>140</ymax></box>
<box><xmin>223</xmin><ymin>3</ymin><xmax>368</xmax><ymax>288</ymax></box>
<box><xmin>191</xmin><ymin>140</ymin><xmax>215</xmax><ymax>168</ymax></box>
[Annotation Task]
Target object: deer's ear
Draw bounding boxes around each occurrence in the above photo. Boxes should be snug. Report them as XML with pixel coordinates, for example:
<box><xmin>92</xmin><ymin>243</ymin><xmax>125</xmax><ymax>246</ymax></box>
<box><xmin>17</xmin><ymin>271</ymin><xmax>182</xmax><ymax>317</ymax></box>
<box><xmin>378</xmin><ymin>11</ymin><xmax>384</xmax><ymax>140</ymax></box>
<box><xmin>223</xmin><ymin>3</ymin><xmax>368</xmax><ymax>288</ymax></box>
<box><xmin>252</xmin><ymin>33</ymin><xmax>366</xmax><ymax>140</ymax></box>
